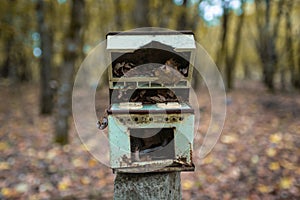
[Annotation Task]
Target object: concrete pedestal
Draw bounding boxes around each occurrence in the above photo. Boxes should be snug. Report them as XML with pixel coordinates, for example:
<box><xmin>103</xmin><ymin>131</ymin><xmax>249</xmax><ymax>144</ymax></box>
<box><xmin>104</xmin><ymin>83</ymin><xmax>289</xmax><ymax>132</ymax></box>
<box><xmin>114</xmin><ymin>172</ymin><xmax>181</xmax><ymax>200</ymax></box>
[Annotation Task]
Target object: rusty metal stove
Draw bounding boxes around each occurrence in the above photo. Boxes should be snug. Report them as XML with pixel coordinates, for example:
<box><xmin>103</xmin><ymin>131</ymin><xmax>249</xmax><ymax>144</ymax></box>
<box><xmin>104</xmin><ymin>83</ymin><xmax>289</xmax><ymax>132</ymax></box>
<box><xmin>105</xmin><ymin>31</ymin><xmax>196</xmax><ymax>173</ymax></box>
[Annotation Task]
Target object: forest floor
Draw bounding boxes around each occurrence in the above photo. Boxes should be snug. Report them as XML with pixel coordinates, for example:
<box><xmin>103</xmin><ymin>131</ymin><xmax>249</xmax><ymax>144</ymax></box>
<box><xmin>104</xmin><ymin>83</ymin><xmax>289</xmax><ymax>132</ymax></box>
<box><xmin>0</xmin><ymin>81</ymin><xmax>300</xmax><ymax>199</ymax></box>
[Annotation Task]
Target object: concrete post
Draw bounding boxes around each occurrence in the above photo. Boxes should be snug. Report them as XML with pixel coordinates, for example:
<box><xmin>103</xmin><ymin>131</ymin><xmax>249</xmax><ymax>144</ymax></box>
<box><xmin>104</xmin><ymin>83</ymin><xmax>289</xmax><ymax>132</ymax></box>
<box><xmin>114</xmin><ymin>172</ymin><xmax>181</xmax><ymax>200</ymax></box>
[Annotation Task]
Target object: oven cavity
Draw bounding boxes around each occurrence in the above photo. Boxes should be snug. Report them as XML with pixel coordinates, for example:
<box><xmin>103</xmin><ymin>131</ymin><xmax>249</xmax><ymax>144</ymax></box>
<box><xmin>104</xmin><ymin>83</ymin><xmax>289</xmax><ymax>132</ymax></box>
<box><xmin>130</xmin><ymin>128</ymin><xmax>175</xmax><ymax>162</ymax></box>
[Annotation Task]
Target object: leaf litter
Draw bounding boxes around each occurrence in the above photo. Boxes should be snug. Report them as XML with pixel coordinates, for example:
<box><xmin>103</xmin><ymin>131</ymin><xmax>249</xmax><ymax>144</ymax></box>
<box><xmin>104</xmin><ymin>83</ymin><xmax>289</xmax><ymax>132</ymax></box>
<box><xmin>0</xmin><ymin>82</ymin><xmax>300</xmax><ymax>199</ymax></box>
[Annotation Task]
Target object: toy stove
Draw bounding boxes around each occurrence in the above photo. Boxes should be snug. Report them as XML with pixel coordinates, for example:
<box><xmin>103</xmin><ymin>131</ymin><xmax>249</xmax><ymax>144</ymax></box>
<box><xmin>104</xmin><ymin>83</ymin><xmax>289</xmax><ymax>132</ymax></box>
<box><xmin>105</xmin><ymin>31</ymin><xmax>196</xmax><ymax>173</ymax></box>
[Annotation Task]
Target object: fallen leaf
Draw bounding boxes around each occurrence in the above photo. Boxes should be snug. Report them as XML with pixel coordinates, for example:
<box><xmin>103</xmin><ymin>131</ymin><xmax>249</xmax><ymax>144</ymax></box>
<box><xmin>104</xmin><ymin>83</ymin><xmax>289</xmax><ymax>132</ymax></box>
<box><xmin>47</xmin><ymin>148</ymin><xmax>59</xmax><ymax>160</ymax></box>
<box><xmin>26</xmin><ymin>148</ymin><xmax>36</xmax><ymax>157</ymax></box>
<box><xmin>15</xmin><ymin>183</ymin><xmax>29</xmax><ymax>193</ymax></box>
<box><xmin>88</xmin><ymin>158</ymin><xmax>98</xmax><ymax>167</ymax></box>
<box><xmin>279</xmin><ymin>177</ymin><xmax>293</xmax><ymax>189</ymax></box>
<box><xmin>0</xmin><ymin>142</ymin><xmax>9</xmax><ymax>151</ymax></box>
<box><xmin>251</xmin><ymin>155</ymin><xmax>259</xmax><ymax>164</ymax></box>
<box><xmin>266</xmin><ymin>148</ymin><xmax>277</xmax><ymax>157</ymax></box>
<box><xmin>39</xmin><ymin>183</ymin><xmax>54</xmax><ymax>193</ymax></box>
<box><xmin>201</xmin><ymin>154</ymin><xmax>213</xmax><ymax>165</ymax></box>
<box><xmin>182</xmin><ymin>180</ymin><xmax>194</xmax><ymax>190</ymax></box>
<box><xmin>227</xmin><ymin>153</ymin><xmax>237</xmax><ymax>163</ymax></box>
<box><xmin>269</xmin><ymin>133</ymin><xmax>282</xmax><ymax>144</ymax></box>
<box><xmin>1</xmin><ymin>187</ymin><xmax>17</xmax><ymax>198</ymax></box>
<box><xmin>268</xmin><ymin>162</ymin><xmax>280</xmax><ymax>171</ymax></box>
<box><xmin>58</xmin><ymin>182</ymin><xmax>68</xmax><ymax>191</ymax></box>
<box><xmin>0</xmin><ymin>162</ymin><xmax>10</xmax><ymax>170</ymax></box>
<box><xmin>58</xmin><ymin>177</ymin><xmax>72</xmax><ymax>191</ymax></box>
<box><xmin>37</xmin><ymin>151</ymin><xmax>46</xmax><ymax>159</ymax></box>
<box><xmin>80</xmin><ymin>176</ymin><xmax>91</xmax><ymax>185</ymax></box>
<box><xmin>221</xmin><ymin>135</ymin><xmax>238</xmax><ymax>144</ymax></box>
<box><xmin>48</xmin><ymin>164</ymin><xmax>58</xmax><ymax>173</ymax></box>
<box><xmin>63</xmin><ymin>145</ymin><xmax>71</xmax><ymax>152</ymax></box>
<box><xmin>257</xmin><ymin>184</ymin><xmax>272</xmax><ymax>193</ymax></box>
<box><xmin>72</xmin><ymin>158</ymin><xmax>85</xmax><ymax>168</ymax></box>
<box><xmin>280</xmin><ymin>160</ymin><xmax>296</xmax><ymax>170</ymax></box>
<box><xmin>296</xmin><ymin>168</ymin><xmax>300</xmax><ymax>175</ymax></box>
<box><xmin>228</xmin><ymin>166</ymin><xmax>240</xmax><ymax>179</ymax></box>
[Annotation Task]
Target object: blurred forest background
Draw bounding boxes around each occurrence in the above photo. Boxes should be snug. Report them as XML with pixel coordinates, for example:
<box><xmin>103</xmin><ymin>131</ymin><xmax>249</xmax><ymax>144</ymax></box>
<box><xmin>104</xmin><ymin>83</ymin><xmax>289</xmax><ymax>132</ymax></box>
<box><xmin>0</xmin><ymin>0</ymin><xmax>300</xmax><ymax>199</ymax></box>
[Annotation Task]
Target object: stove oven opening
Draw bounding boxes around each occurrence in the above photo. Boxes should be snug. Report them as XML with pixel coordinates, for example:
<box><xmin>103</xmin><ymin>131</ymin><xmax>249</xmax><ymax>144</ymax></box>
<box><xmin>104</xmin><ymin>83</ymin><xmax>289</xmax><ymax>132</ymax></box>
<box><xmin>130</xmin><ymin>128</ymin><xmax>175</xmax><ymax>162</ymax></box>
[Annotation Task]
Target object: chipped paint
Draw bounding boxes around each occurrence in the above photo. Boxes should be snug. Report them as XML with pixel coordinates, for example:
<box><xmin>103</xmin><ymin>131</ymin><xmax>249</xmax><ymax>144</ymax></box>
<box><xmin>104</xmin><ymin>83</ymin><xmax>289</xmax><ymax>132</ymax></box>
<box><xmin>109</xmin><ymin>113</ymin><xmax>195</xmax><ymax>172</ymax></box>
<box><xmin>190</xmin><ymin>143</ymin><xmax>193</xmax><ymax>164</ymax></box>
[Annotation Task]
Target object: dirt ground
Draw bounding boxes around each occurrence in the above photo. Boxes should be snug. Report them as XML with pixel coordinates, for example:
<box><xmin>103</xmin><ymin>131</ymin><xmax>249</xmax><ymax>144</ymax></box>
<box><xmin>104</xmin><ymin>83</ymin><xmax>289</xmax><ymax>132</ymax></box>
<box><xmin>0</xmin><ymin>81</ymin><xmax>299</xmax><ymax>199</ymax></box>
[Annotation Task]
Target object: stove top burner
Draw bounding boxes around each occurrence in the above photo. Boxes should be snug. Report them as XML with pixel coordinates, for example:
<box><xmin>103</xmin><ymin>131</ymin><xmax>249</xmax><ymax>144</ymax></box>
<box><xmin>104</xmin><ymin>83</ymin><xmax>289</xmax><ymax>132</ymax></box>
<box><xmin>119</xmin><ymin>102</ymin><xmax>143</xmax><ymax>109</ymax></box>
<box><xmin>156</xmin><ymin>102</ymin><xmax>181</xmax><ymax>109</ymax></box>
<box><xmin>117</xmin><ymin>102</ymin><xmax>182</xmax><ymax>110</ymax></box>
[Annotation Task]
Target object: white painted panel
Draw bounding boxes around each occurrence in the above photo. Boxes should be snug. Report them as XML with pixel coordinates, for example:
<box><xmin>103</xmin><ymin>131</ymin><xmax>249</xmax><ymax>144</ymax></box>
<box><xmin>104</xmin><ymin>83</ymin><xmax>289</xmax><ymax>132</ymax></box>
<box><xmin>107</xmin><ymin>35</ymin><xmax>196</xmax><ymax>50</ymax></box>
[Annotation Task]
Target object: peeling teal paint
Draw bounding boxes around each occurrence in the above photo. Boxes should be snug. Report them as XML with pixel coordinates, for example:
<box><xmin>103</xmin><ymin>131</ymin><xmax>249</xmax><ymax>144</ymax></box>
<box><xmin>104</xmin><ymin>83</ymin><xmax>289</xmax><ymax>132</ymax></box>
<box><xmin>108</xmin><ymin>104</ymin><xmax>194</xmax><ymax>171</ymax></box>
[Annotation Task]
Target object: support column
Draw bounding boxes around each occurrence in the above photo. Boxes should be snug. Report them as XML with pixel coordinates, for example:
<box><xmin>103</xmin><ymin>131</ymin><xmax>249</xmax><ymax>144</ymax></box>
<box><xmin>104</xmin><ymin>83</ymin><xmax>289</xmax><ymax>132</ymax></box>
<box><xmin>114</xmin><ymin>172</ymin><xmax>181</xmax><ymax>200</ymax></box>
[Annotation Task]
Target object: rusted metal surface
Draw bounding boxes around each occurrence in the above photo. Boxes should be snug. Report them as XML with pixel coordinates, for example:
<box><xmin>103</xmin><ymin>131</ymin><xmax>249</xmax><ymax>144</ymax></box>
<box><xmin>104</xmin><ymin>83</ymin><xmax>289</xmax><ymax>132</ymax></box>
<box><xmin>121</xmin><ymin>155</ymin><xmax>131</xmax><ymax>165</ymax></box>
<box><xmin>114</xmin><ymin>163</ymin><xmax>195</xmax><ymax>173</ymax></box>
<box><xmin>107</xmin><ymin>108</ymin><xmax>194</xmax><ymax>115</ymax></box>
<box><xmin>176</xmin><ymin>157</ymin><xmax>187</xmax><ymax>164</ymax></box>
<box><xmin>107</xmin><ymin>103</ymin><xmax>194</xmax><ymax>115</ymax></box>
<box><xmin>108</xmin><ymin>110</ymin><xmax>194</xmax><ymax>171</ymax></box>
<box><xmin>113</xmin><ymin>158</ymin><xmax>195</xmax><ymax>173</ymax></box>
<box><xmin>113</xmin><ymin>114</ymin><xmax>189</xmax><ymax>125</ymax></box>
<box><xmin>190</xmin><ymin>143</ymin><xmax>193</xmax><ymax>164</ymax></box>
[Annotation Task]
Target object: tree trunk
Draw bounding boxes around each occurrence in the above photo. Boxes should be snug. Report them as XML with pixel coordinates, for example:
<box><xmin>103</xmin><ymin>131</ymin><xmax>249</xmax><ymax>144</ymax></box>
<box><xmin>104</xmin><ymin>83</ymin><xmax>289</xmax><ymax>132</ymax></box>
<box><xmin>1</xmin><ymin>0</ymin><xmax>17</xmax><ymax>82</ymax></box>
<box><xmin>176</xmin><ymin>0</ymin><xmax>199</xmax><ymax>31</ymax></box>
<box><xmin>176</xmin><ymin>0</ymin><xmax>188</xmax><ymax>30</ymax></box>
<box><xmin>243</xmin><ymin>63</ymin><xmax>251</xmax><ymax>79</ymax></box>
<box><xmin>114</xmin><ymin>0</ymin><xmax>122</xmax><ymax>30</ymax></box>
<box><xmin>1</xmin><ymin>35</ymin><xmax>13</xmax><ymax>79</ymax></box>
<box><xmin>296</xmin><ymin>35</ymin><xmax>300</xmax><ymax>89</ymax></box>
<box><xmin>157</xmin><ymin>0</ymin><xmax>173</xmax><ymax>28</ymax></box>
<box><xmin>272</xmin><ymin>0</ymin><xmax>284</xmax><ymax>40</ymax></box>
<box><xmin>36</xmin><ymin>0</ymin><xmax>54</xmax><ymax>114</ymax></box>
<box><xmin>114</xmin><ymin>172</ymin><xmax>181</xmax><ymax>200</ymax></box>
<box><xmin>255</xmin><ymin>0</ymin><xmax>279</xmax><ymax>91</ymax></box>
<box><xmin>263</xmin><ymin>0</ymin><xmax>275</xmax><ymax>90</ymax></box>
<box><xmin>134</xmin><ymin>0</ymin><xmax>150</xmax><ymax>27</ymax></box>
<box><xmin>216</xmin><ymin>5</ymin><xmax>229</xmax><ymax>73</ymax></box>
<box><xmin>275</xmin><ymin>0</ymin><xmax>286</xmax><ymax>90</ymax></box>
<box><xmin>225</xmin><ymin>1</ymin><xmax>245</xmax><ymax>90</ymax></box>
<box><xmin>55</xmin><ymin>0</ymin><xmax>85</xmax><ymax>145</ymax></box>
<box><xmin>18</xmin><ymin>50</ymin><xmax>31</xmax><ymax>82</ymax></box>
<box><xmin>285</xmin><ymin>0</ymin><xmax>297</xmax><ymax>89</ymax></box>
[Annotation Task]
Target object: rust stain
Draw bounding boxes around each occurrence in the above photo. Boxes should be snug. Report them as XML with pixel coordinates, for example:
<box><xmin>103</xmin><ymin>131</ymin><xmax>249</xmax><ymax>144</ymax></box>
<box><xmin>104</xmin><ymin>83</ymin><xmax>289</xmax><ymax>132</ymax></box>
<box><xmin>177</xmin><ymin>156</ymin><xmax>187</xmax><ymax>163</ymax></box>
<box><xmin>189</xmin><ymin>142</ymin><xmax>193</xmax><ymax>163</ymax></box>
<box><xmin>121</xmin><ymin>155</ymin><xmax>131</xmax><ymax>165</ymax></box>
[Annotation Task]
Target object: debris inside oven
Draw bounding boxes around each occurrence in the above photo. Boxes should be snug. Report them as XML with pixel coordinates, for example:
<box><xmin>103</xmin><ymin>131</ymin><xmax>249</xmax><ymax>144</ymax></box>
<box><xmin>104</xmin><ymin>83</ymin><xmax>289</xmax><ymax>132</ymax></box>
<box><xmin>130</xmin><ymin>89</ymin><xmax>179</xmax><ymax>104</ymax></box>
<box><xmin>111</xmin><ymin>45</ymin><xmax>190</xmax><ymax>79</ymax></box>
<box><xmin>113</xmin><ymin>58</ymin><xmax>188</xmax><ymax>80</ymax></box>
<box><xmin>130</xmin><ymin>128</ymin><xmax>175</xmax><ymax>162</ymax></box>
